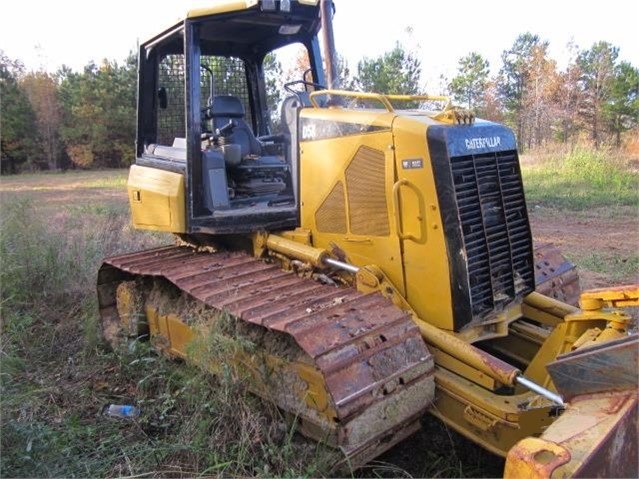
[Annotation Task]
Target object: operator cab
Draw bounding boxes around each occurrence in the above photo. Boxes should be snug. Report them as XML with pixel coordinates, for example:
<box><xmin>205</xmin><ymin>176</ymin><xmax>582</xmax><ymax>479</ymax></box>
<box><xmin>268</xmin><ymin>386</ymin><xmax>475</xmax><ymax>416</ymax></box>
<box><xmin>134</xmin><ymin>0</ymin><xmax>326</xmax><ymax>235</ymax></box>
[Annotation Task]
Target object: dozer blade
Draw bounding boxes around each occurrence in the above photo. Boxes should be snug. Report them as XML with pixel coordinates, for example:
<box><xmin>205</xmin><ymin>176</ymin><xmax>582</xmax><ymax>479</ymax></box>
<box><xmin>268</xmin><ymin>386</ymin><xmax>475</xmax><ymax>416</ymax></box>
<box><xmin>546</xmin><ymin>334</ymin><xmax>639</xmax><ymax>401</ymax></box>
<box><xmin>533</xmin><ymin>242</ymin><xmax>581</xmax><ymax>306</ymax></box>
<box><xmin>505</xmin><ymin>334</ymin><xmax>639</xmax><ymax>478</ymax></box>
<box><xmin>97</xmin><ymin>245</ymin><xmax>435</xmax><ymax>470</ymax></box>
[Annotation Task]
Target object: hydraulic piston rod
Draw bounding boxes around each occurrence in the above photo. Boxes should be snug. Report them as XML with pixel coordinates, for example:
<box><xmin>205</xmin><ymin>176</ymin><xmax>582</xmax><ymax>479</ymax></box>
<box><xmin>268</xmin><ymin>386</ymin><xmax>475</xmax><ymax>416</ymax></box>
<box><xmin>516</xmin><ymin>375</ymin><xmax>564</xmax><ymax>405</ymax></box>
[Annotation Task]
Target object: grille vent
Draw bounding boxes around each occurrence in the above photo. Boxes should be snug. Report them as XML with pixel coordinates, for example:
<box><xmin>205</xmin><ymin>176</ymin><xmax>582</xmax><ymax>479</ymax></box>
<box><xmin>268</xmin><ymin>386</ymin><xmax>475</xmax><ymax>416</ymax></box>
<box><xmin>450</xmin><ymin>150</ymin><xmax>534</xmax><ymax>317</ymax></box>
<box><xmin>315</xmin><ymin>181</ymin><xmax>347</xmax><ymax>233</ymax></box>
<box><xmin>346</xmin><ymin>146</ymin><xmax>389</xmax><ymax>236</ymax></box>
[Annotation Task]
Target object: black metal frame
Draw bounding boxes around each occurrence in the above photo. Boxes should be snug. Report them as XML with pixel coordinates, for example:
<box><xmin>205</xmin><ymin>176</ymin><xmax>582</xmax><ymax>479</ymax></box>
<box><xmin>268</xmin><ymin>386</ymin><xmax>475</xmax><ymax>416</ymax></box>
<box><xmin>135</xmin><ymin>2</ymin><xmax>326</xmax><ymax>235</ymax></box>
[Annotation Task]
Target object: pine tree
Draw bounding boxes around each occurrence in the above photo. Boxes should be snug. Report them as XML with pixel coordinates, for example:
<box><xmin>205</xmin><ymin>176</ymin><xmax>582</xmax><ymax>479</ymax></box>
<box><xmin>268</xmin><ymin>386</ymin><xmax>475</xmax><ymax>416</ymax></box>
<box><xmin>0</xmin><ymin>52</ymin><xmax>38</xmax><ymax>174</ymax></box>
<box><xmin>449</xmin><ymin>52</ymin><xmax>490</xmax><ymax>112</ymax></box>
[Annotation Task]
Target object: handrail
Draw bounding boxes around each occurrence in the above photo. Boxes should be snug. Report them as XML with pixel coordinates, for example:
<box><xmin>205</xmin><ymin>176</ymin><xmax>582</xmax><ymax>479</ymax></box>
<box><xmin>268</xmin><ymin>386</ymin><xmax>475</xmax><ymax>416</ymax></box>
<box><xmin>392</xmin><ymin>179</ymin><xmax>425</xmax><ymax>242</ymax></box>
<box><xmin>308</xmin><ymin>89</ymin><xmax>451</xmax><ymax>113</ymax></box>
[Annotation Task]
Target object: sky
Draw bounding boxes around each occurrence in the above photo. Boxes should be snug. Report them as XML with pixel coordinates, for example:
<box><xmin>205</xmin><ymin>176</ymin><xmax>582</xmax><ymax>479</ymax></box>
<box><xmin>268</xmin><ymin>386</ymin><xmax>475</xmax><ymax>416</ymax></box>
<box><xmin>1</xmin><ymin>0</ymin><xmax>637</xmax><ymax>90</ymax></box>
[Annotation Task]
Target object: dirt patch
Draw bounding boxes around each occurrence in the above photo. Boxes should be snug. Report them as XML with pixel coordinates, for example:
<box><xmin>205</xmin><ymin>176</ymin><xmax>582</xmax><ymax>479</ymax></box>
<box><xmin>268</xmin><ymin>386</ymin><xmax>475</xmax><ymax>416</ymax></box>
<box><xmin>529</xmin><ymin>206</ymin><xmax>639</xmax><ymax>289</ymax></box>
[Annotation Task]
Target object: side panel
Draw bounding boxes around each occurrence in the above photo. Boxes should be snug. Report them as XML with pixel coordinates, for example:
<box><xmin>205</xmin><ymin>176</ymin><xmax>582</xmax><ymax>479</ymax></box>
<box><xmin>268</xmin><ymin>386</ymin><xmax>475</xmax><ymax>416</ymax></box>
<box><xmin>298</xmin><ymin>108</ymin><xmax>406</xmax><ymax>296</ymax></box>
<box><xmin>128</xmin><ymin>164</ymin><xmax>186</xmax><ymax>232</ymax></box>
<box><xmin>391</xmin><ymin>117</ymin><xmax>456</xmax><ymax>330</ymax></box>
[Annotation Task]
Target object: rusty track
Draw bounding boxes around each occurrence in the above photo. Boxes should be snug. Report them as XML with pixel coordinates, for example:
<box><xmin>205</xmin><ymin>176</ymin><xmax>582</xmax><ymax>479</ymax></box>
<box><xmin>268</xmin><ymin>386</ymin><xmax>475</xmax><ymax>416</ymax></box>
<box><xmin>534</xmin><ymin>242</ymin><xmax>581</xmax><ymax>306</ymax></box>
<box><xmin>97</xmin><ymin>245</ymin><xmax>435</xmax><ymax>468</ymax></box>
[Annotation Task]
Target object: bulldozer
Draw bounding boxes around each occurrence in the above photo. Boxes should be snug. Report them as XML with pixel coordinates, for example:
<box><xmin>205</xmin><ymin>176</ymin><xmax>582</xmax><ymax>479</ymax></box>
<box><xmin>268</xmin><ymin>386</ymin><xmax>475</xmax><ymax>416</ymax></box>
<box><xmin>97</xmin><ymin>0</ymin><xmax>638</xmax><ymax>476</ymax></box>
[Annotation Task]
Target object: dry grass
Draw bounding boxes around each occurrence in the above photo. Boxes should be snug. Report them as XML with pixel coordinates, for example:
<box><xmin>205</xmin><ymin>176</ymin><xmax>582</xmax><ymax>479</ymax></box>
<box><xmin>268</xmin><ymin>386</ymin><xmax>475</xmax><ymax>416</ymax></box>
<box><xmin>0</xmin><ymin>170</ymin><xmax>333</xmax><ymax>478</ymax></box>
<box><xmin>0</xmin><ymin>169</ymin><xmax>505</xmax><ymax>478</ymax></box>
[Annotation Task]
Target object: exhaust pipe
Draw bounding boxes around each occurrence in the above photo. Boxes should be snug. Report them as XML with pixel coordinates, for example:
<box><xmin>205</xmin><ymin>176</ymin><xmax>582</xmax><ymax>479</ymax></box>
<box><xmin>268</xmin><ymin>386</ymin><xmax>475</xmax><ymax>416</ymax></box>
<box><xmin>320</xmin><ymin>0</ymin><xmax>340</xmax><ymax>90</ymax></box>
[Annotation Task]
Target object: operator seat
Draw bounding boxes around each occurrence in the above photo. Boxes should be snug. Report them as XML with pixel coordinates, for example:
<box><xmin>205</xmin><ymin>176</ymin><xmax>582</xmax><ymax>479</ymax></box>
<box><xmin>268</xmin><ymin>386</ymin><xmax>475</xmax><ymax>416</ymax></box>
<box><xmin>210</xmin><ymin>95</ymin><xmax>262</xmax><ymax>158</ymax></box>
<box><xmin>280</xmin><ymin>92</ymin><xmax>311</xmax><ymax>168</ymax></box>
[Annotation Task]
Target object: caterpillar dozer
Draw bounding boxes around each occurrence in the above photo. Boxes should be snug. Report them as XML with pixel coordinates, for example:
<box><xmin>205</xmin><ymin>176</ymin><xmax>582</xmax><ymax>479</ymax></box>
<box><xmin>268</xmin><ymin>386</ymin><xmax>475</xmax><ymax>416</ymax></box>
<box><xmin>97</xmin><ymin>1</ymin><xmax>638</xmax><ymax>476</ymax></box>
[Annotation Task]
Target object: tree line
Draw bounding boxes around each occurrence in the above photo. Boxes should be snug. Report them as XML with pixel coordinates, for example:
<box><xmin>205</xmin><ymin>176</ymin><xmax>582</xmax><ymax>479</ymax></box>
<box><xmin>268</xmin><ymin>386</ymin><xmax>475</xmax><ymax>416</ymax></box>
<box><xmin>343</xmin><ymin>34</ymin><xmax>638</xmax><ymax>152</ymax></box>
<box><xmin>1</xmin><ymin>52</ymin><xmax>137</xmax><ymax>174</ymax></box>
<box><xmin>1</xmin><ymin>33</ymin><xmax>637</xmax><ymax>174</ymax></box>
<box><xmin>446</xmin><ymin>35</ymin><xmax>639</xmax><ymax>151</ymax></box>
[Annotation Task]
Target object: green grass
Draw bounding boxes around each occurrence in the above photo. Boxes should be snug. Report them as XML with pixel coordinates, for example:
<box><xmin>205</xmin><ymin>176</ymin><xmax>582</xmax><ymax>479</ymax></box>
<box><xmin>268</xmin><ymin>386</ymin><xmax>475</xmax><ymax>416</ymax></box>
<box><xmin>0</xmin><ymin>169</ymin><xmax>128</xmax><ymax>190</ymax></box>
<box><xmin>1</xmin><ymin>335</ymin><xmax>331</xmax><ymax>478</ymax></box>
<box><xmin>522</xmin><ymin>148</ymin><xmax>638</xmax><ymax>286</ymax></box>
<box><xmin>574</xmin><ymin>251</ymin><xmax>639</xmax><ymax>282</ymax></box>
<box><xmin>0</xmin><ymin>194</ymin><xmax>159</xmax><ymax>311</ymax></box>
<box><xmin>522</xmin><ymin>148</ymin><xmax>639</xmax><ymax>210</ymax></box>
<box><xmin>83</xmin><ymin>175</ymin><xmax>128</xmax><ymax>189</ymax></box>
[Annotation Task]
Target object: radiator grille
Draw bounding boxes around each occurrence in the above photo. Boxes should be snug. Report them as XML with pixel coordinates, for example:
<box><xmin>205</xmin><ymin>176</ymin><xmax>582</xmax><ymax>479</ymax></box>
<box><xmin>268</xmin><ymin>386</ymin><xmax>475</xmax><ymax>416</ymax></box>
<box><xmin>316</xmin><ymin>181</ymin><xmax>347</xmax><ymax>233</ymax></box>
<box><xmin>450</xmin><ymin>150</ymin><xmax>534</xmax><ymax>317</ymax></box>
<box><xmin>346</xmin><ymin>146</ymin><xmax>390</xmax><ymax>236</ymax></box>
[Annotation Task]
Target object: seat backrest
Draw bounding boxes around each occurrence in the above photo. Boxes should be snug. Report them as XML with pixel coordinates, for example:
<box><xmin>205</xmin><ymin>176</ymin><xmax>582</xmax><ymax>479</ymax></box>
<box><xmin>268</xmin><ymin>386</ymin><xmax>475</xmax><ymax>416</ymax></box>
<box><xmin>210</xmin><ymin>95</ymin><xmax>261</xmax><ymax>157</ymax></box>
<box><xmin>280</xmin><ymin>93</ymin><xmax>310</xmax><ymax>138</ymax></box>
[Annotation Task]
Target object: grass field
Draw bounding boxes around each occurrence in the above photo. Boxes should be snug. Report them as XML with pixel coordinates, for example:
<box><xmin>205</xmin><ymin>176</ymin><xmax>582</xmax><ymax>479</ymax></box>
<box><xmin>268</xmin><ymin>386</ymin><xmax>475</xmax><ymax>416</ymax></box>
<box><xmin>1</xmin><ymin>151</ymin><xmax>637</xmax><ymax>478</ymax></box>
<box><xmin>522</xmin><ymin>148</ymin><xmax>639</xmax><ymax>289</ymax></box>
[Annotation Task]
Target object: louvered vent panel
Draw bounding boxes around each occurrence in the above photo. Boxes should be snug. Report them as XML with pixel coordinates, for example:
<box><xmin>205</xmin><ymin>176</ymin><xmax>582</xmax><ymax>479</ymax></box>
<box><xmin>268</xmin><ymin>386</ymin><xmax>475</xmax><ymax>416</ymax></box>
<box><xmin>345</xmin><ymin>146</ymin><xmax>389</xmax><ymax>236</ymax></box>
<box><xmin>315</xmin><ymin>181</ymin><xmax>347</xmax><ymax>233</ymax></box>
<box><xmin>450</xmin><ymin>151</ymin><xmax>534</xmax><ymax>317</ymax></box>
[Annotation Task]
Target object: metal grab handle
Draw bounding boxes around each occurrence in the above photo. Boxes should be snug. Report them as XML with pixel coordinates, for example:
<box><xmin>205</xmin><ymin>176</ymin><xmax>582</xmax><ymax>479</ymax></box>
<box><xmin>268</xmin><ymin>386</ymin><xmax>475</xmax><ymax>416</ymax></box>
<box><xmin>309</xmin><ymin>90</ymin><xmax>451</xmax><ymax>112</ymax></box>
<box><xmin>392</xmin><ymin>179</ymin><xmax>425</xmax><ymax>242</ymax></box>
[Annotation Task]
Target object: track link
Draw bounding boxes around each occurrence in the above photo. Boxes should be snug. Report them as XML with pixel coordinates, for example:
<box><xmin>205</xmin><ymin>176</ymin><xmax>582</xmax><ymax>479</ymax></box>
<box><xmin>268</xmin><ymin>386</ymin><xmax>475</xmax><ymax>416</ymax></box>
<box><xmin>534</xmin><ymin>242</ymin><xmax>581</xmax><ymax>306</ymax></box>
<box><xmin>97</xmin><ymin>245</ymin><xmax>435</xmax><ymax>469</ymax></box>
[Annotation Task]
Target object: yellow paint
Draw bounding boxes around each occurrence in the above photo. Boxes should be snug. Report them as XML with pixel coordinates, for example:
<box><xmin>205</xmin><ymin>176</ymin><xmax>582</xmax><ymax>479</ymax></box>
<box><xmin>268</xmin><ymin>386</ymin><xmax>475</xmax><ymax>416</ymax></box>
<box><xmin>504</xmin><ymin>437</ymin><xmax>571</xmax><ymax>479</ymax></box>
<box><xmin>127</xmin><ymin>164</ymin><xmax>186</xmax><ymax>233</ymax></box>
<box><xmin>299</xmin><ymin>107</ymin><xmax>407</xmax><ymax>298</ymax></box>
<box><xmin>431</xmin><ymin>367</ymin><xmax>556</xmax><ymax>457</ymax></box>
<box><xmin>266</xmin><ymin>234</ymin><xmax>327</xmax><ymax>267</ymax></box>
<box><xmin>391</xmin><ymin>115</ymin><xmax>457</xmax><ymax>330</ymax></box>
<box><xmin>188</xmin><ymin>1</ymin><xmax>259</xmax><ymax>19</ymax></box>
<box><xmin>187</xmin><ymin>0</ymin><xmax>319</xmax><ymax>20</ymax></box>
<box><xmin>505</xmin><ymin>391</ymin><xmax>638</xmax><ymax>478</ymax></box>
<box><xmin>579</xmin><ymin>284</ymin><xmax>639</xmax><ymax>309</ymax></box>
<box><xmin>298</xmin><ymin>107</ymin><xmax>460</xmax><ymax>329</ymax></box>
<box><xmin>563</xmin><ymin>284</ymin><xmax>639</xmax><ymax>348</ymax></box>
<box><xmin>143</xmin><ymin>303</ymin><xmax>337</xmax><ymax>423</ymax></box>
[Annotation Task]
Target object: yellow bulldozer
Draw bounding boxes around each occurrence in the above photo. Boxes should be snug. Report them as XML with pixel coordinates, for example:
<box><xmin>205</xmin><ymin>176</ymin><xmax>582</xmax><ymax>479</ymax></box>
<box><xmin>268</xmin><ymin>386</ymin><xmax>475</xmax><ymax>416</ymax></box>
<box><xmin>97</xmin><ymin>1</ymin><xmax>638</xmax><ymax>476</ymax></box>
